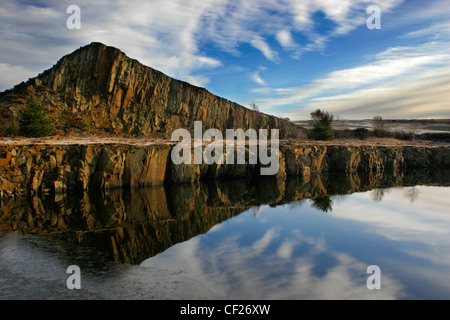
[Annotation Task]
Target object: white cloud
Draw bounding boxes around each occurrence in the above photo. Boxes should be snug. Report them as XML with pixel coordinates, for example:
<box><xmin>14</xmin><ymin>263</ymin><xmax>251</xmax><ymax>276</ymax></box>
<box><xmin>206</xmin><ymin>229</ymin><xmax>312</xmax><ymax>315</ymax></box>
<box><xmin>0</xmin><ymin>0</ymin><xmax>226</xmax><ymax>89</ymax></box>
<box><xmin>251</xmin><ymin>227</ymin><xmax>280</xmax><ymax>254</ymax></box>
<box><xmin>0</xmin><ymin>64</ymin><xmax>41</xmax><ymax>91</ymax></box>
<box><xmin>256</xmin><ymin>40</ymin><xmax>450</xmax><ymax>119</ymax></box>
<box><xmin>251</xmin><ymin>87</ymin><xmax>273</xmax><ymax>95</ymax></box>
<box><xmin>303</xmin><ymin>67</ymin><xmax>450</xmax><ymax>119</ymax></box>
<box><xmin>1</xmin><ymin>0</ymin><xmax>446</xmax><ymax>121</ymax></box>
<box><xmin>276</xmin><ymin>29</ymin><xmax>295</xmax><ymax>48</ymax></box>
<box><xmin>250</xmin><ymin>36</ymin><xmax>279</xmax><ymax>62</ymax></box>
<box><xmin>0</xmin><ymin>0</ymin><xmax>409</xmax><ymax>91</ymax></box>
<box><xmin>252</xmin><ymin>71</ymin><xmax>267</xmax><ymax>86</ymax></box>
<box><xmin>142</xmin><ymin>211</ymin><xmax>406</xmax><ymax>299</ymax></box>
<box><xmin>402</xmin><ymin>21</ymin><xmax>450</xmax><ymax>40</ymax></box>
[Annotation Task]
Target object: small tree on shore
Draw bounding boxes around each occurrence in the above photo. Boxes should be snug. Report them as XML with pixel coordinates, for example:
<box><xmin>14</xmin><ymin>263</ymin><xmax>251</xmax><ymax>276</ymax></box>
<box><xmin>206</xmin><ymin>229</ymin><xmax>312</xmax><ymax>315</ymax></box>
<box><xmin>372</xmin><ymin>115</ymin><xmax>385</xmax><ymax>137</ymax></box>
<box><xmin>334</xmin><ymin>115</ymin><xmax>348</xmax><ymax>139</ymax></box>
<box><xmin>310</xmin><ymin>109</ymin><xmax>334</xmax><ymax>141</ymax></box>
<box><xmin>408</xmin><ymin>120</ymin><xmax>417</xmax><ymax>142</ymax></box>
<box><xmin>19</xmin><ymin>97</ymin><xmax>54</xmax><ymax>137</ymax></box>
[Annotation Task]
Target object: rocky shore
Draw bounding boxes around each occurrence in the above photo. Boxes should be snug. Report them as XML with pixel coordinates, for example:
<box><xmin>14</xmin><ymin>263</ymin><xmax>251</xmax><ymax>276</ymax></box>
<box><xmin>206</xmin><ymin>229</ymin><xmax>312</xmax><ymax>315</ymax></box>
<box><xmin>1</xmin><ymin>140</ymin><xmax>449</xmax><ymax>198</ymax></box>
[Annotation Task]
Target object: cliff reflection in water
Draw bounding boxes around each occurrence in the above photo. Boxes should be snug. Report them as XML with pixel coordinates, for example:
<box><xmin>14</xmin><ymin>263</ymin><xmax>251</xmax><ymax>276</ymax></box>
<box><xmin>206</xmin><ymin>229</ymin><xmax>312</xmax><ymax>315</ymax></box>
<box><xmin>1</xmin><ymin>169</ymin><xmax>449</xmax><ymax>264</ymax></box>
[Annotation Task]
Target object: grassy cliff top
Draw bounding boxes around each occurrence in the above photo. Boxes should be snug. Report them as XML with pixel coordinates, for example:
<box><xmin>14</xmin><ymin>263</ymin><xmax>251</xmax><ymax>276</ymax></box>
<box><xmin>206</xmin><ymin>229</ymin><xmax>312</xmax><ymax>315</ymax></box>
<box><xmin>1</xmin><ymin>135</ymin><xmax>448</xmax><ymax>147</ymax></box>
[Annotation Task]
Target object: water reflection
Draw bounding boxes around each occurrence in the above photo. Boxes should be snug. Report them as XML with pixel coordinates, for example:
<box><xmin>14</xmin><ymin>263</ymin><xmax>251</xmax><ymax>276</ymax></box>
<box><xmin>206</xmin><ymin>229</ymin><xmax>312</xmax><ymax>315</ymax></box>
<box><xmin>1</xmin><ymin>169</ymin><xmax>448</xmax><ymax>265</ymax></box>
<box><xmin>143</xmin><ymin>183</ymin><xmax>450</xmax><ymax>299</ymax></box>
<box><xmin>0</xmin><ymin>169</ymin><xmax>449</xmax><ymax>299</ymax></box>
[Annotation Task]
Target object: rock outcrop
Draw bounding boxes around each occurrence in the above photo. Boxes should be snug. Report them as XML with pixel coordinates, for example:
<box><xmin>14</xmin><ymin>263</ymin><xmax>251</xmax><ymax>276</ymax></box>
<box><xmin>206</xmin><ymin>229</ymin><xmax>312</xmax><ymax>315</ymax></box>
<box><xmin>1</xmin><ymin>142</ymin><xmax>449</xmax><ymax>198</ymax></box>
<box><xmin>0</xmin><ymin>42</ymin><xmax>299</xmax><ymax>138</ymax></box>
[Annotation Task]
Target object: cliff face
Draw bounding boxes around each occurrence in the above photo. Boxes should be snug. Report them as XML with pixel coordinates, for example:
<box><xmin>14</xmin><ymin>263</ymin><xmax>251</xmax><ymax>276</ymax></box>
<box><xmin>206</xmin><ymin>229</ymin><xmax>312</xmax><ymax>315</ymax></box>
<box><xmin>0</xmin><ymin>42</ymin><xmax>298</xmax><ymax>138</ymax></box>
<box><xmin>1</xmin><ymin>142</ymin><xmax>449</xmax><ymax>198</ymax></box>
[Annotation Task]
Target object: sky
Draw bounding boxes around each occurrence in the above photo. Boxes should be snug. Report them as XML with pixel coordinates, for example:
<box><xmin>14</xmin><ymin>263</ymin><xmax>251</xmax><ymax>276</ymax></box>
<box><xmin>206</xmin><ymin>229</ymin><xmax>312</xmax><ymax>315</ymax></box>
<box><xmin>0</xmin><ymin>0</ymin><xmax>449</xmax><ymax>120</ymax></box>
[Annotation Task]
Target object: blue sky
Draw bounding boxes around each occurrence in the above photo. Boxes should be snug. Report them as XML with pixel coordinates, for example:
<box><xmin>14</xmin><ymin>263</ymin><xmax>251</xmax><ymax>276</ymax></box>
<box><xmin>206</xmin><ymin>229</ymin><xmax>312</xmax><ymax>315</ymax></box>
<box><xmin>0</xmin><ymin>0</ymin><xmax>449</xmax><ymax>120</ymax></box>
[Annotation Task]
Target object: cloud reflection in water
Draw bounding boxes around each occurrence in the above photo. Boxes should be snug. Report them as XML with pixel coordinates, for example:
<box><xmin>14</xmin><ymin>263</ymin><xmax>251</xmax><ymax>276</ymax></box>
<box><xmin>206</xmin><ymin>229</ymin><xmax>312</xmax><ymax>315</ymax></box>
<box><xmin>143</xmin><ymin>186</ymin><xmax>450</xmax><ymax>299</ymax></box>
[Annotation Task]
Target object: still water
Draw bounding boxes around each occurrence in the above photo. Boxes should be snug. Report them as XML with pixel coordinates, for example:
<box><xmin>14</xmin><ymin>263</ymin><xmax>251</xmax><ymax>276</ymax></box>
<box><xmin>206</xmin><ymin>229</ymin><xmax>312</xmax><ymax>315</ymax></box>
<box><xmin>1</xmin><ymin>171</ymin><xmax>449</xmax><ymax>299</ymax></box>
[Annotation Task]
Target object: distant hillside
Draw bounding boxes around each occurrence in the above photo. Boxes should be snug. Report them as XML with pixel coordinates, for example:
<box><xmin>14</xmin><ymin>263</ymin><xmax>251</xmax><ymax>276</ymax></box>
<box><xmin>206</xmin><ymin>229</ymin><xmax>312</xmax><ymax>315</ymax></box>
<box><xmin>294</xmin><ymin>119</ymin><xmax>450</xmax><ymax>135</ymax></box>
<box><xmin>0</xmin><ymin>42</ymin><xmax>299</xmax><ymax>138</ymax></box>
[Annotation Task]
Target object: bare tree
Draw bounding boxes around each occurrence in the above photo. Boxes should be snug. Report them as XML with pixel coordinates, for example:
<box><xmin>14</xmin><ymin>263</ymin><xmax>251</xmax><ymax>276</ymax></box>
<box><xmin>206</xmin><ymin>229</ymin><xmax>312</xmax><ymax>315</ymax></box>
<box><xmin>408</xmin><ymin>120</ymin><xmax>418</xmax><ymax>142</ymax></box>
<box><xmin>249</xmin><ymin>206</ymin><xmax>262</xmax><ymax>216</ymax></box>
<box><xmin>289</xmin><ymin>125</ymin><xmax>307</xmax><ymax>141</ymax></box>
<box><xmin>372</xmin><ymin>115</ymin><xmax>384</xmax><ymax>136</ymax></box>
<box><xmin>405</xmin><ymin>186</ymin><xmax>420</xmax><ymax>204</ymax></box>
<box><xmin>371</xmin><ymin>188</ymin><xmax>389</xmax><ymax>202</ymax></box>
<box><xmin>335</xmin><ymin>115</ymin><xmax>348</xmax><ymax>139</ymax></box>
<box><xmin>249</xmin><ymin>103</ymin><xmax>260</xmax><ymax>112</ymax></box>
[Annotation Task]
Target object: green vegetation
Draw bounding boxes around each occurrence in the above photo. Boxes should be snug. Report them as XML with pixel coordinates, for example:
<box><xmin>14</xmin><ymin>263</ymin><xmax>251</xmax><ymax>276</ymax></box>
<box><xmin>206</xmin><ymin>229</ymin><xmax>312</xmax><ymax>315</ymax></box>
<box><xmin>311</xmin><ymin>196</ymin><xmax>333</xmax><ymax>212</ymax></box>
<box><xmin>354</xmin><ymin>127</ymin><xmax>370</xmax><ymax>140</ymax></box>
<box><xmin>1</xmin><ymin>102</ymin><xmax>20</xmax><ymax>137</ymax></box>
<box><xmin>18</xmin><ymin>97</ymin><xmax>54</xmax><ymax>137</ymax></box>
<box><xmin>62</xmin><ymin>112</ymin><xmax>95</xmax><ymax>133</ymax></box>
<box><xmin>333</xmin><ymin>125</ymin><xmax>450</xmax><ymax>143</ymax></box>
<box><xmin>5</xmin><ymin>117</ymin><xmax>19</xmax><ymax>136</ymax></box>
<box><xmin>310</xmin><ymin>109</ymin><xmax>334</xmax><ymax>141</ymax></box>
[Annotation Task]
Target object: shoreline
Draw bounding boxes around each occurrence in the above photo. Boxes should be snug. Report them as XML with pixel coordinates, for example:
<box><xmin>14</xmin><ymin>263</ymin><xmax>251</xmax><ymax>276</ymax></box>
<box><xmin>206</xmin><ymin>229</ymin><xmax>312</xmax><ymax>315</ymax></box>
<box><xmin>1</xmin><ymin>135</ymin><xmax>449</xmax><ymax>147</ymax></box>
<box><xmin>1</xmin><ymin>138</ymin><xmax>449</xmax><ymax>199</ymax></box>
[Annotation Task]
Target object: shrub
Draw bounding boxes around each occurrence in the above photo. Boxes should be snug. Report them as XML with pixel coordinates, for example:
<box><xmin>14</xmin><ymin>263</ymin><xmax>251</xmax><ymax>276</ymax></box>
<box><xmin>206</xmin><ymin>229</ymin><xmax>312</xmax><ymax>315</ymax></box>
<box><xmin>354</xmin><ymin>127</ymin><xmax>369</xmax><ymax>140</ymax></box>
<box><xmin>310</xmin><ymin>109</ymin><xmax>334</xmax><ymax>141</ymax></box>
<box><xmin>287</xmin><ymin>126</ymin><xmax>308</xmax><ymax>141</ymax></box>
<box><xmin>334</xmin><ymin>129</ymin><xmax>350</xmax><ymax>139</ymax></box>
<box><xmin>5</xmin><ymin>117</ymin><xmax>19</xmax><ymax>136</ymax></box>
<box><xmin>373</xmin><ymin>128</ymin><xmax>392</xmax><ymax>138</ymax></box>
<box><xmin>19</xmin><ymin>97</ymin><xmax>54</xmax><ymax>137</ymax></box>
<box><xmin>311</xmin><ymin>196</ymin><xmax>333</xmax><ymax>212</ymax></box>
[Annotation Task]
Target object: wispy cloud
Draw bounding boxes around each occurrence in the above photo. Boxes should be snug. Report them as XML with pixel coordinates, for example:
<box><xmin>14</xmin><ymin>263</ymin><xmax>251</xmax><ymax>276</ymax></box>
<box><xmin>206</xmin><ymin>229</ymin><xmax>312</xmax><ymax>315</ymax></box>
<box><xmin>252</xmin><ymin>71</ymin><xmax>267</xmax><ymax>86</ymax></box>
<box><xmin>256</xmin><ymin>39</ymin><xmax>450</xmax><ymax>119</ymax></box>
<box><xmin>276</xmin><ymin>29</ymin><xmax>295</xmax><ymax>48</ymax></box>
<box><xmin>0</xmin><ymin>0</ymin><xmax>405</xmax><ymax>90</ymax></box>
<box><xmin>402</xmin><ymin>21</ymin><xmax>450</xmax><ymax>40</ymax></box>
<box><xmin>250</xmin><ymin>36</ymin><xmax>279</xmax><ymax>62</ymax></box>
<box><xmin>303</xmin><ymin>66</ymin><xmax>450</xmax><ymax>119</ymax></box>
<box><xmin>0</xmin><ymin>0</ymin><xmax>226</xmax><ymax>88</ymax></box>
<box><xmin>1</xmin><ymin>0</ymin><xmax>448</xmax><ymax>120</ymax></box>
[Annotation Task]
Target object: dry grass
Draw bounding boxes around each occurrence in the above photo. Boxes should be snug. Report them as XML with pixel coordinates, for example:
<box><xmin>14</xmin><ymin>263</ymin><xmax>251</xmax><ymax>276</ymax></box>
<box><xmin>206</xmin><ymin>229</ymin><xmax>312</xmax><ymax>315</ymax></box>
<box><xmin>0</xmin><ymin>135</ymin><xmax>173</xmax><ymax>146</ymax></box>
<box><xmin>1</xmin><ymin>134</ymin><xmax>448</xmax><ymax>147</ymax></box>
<box><xmin>282</xmin><ymin>137</ymin><xmax>449</xmax><ymax>147</ymax></box>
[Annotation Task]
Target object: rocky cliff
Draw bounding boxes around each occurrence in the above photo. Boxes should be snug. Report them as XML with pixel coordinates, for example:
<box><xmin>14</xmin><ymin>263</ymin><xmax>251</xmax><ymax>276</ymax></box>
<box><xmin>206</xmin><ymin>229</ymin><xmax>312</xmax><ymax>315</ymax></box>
<box><xmin>0</xmin><ymin>42</ymin><xmax>299</xmax><ymax>138</ymax></box>
<box><xmin>1</xmin><ymin>142</ymin><xmax>449</xmax><ymax>198</ymax></box>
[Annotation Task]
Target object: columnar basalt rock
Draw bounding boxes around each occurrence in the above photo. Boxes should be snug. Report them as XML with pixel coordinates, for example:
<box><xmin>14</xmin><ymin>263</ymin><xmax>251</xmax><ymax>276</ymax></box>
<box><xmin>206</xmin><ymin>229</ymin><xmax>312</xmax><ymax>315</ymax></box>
<box><xmin>0</xmin><ymin>42</ymin><xmax>298</xmax><ymax>139</ymax></box>
<box><xmin>1</xmin><ymin>142</ymin><xmax>449</xmax><ymax>199</ymax></box>
<box><xmin>0</xmin><ymin>143</ymin><xmax>172</xmax><ymax>198</ymax></box>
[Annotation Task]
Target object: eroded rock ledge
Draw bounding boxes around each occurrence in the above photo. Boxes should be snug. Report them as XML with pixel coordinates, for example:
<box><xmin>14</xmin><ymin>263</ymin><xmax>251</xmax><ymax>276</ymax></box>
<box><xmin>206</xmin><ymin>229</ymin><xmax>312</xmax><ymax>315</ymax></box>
<box><xmin>1</xmin><ymin>142</ymin><xmax>449</xmax><ymax>198</ymax></box>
